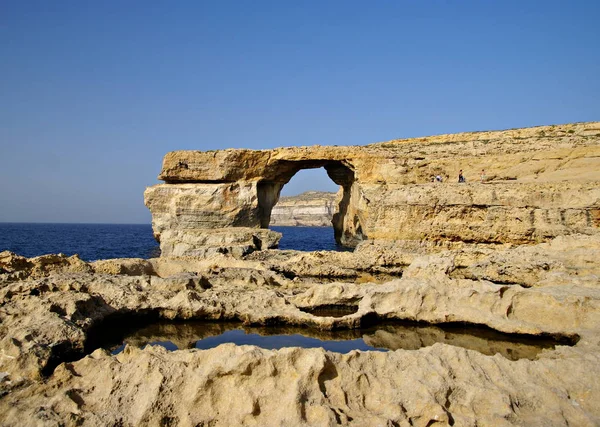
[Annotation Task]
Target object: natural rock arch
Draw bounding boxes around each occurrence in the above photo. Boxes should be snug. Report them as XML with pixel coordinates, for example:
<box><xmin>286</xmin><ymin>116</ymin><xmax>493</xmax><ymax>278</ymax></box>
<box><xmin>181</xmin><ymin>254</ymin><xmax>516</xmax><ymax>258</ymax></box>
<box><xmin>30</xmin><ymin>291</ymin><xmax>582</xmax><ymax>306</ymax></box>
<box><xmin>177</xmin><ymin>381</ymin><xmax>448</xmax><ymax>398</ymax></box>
<box><xmin>256</xmin><ymin>160</ymin><xmax>360</xmax><ymax>246</ymax></box>
<box><xmin>145</xmin><ymin>122</ymin><xmax>600</xmax><ymax>257</ymax></box>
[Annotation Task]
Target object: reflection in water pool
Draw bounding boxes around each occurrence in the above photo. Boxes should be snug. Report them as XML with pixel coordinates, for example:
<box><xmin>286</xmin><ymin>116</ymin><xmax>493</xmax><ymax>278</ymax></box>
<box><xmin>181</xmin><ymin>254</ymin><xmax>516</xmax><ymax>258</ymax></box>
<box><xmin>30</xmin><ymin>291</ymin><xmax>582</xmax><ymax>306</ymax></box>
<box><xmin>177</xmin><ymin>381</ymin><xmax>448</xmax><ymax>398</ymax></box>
<box><xmin>111</xmin><ymin>330</ymin><xmax>382</xmax><ymax>355</ymax></box>
<box><xmin>98</xmin><ymin>321</ymin><xmax>568</xmax><ymax>361</ymax></box>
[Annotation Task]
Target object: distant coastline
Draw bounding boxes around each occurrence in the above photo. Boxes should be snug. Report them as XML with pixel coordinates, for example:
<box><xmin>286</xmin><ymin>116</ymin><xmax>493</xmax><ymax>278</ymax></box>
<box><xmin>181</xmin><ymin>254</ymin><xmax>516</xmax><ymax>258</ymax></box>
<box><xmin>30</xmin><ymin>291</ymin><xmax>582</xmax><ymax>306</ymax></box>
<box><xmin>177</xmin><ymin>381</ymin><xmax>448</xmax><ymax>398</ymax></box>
<box><xmin>270</xmin><ymin>191</ymin><xmax>338</xmax><ymax>227</ymax></box>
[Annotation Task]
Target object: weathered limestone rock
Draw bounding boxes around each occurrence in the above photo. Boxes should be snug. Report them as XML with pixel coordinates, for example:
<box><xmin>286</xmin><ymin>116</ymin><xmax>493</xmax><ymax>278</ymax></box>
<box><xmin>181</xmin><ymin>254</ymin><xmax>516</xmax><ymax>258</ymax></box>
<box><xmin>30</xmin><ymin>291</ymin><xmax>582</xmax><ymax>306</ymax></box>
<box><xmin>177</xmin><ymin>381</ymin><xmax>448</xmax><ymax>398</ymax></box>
<box><xmin>91</xmin><ymin>258</ymin><xmax>154</xmax><ymax>276</ymax></box>
<box><xmin>0</xmin><ymin>251</ymin><xmax>92</xmax><ymax>283</ymax></box>
<box><xmin>1</xmin><ymin>234</ymin><xmax>600</xmax><ymax>425</ymax></box>
<box><xmin>361</xmin><ymin>181</ymin><xmax>600</xmax><ymax>243</ymax></box>
<box><xmin>145</xmin><ymin>183</ymin><xmax>281</xmax><ymax>256</ymax></box>
<box><xmin>270</xmin><ymin>191</ymin><xmax>338</xmax><ymax>226</ymax></box>
<box><xmin>145</xmin><ymin>183</ymin><xmax>264</xmax><ymax>231</ymax></box>
<box><xmin>157</xmin><ymin>123</ymin><xmax>600</xmax><ymax>185</ymax></box>
<box><xmin>3</xmin><ymin>122</ymin><xmax>600</xmax><ymax>426</ymax></box>
<box><xmin>145</xmin><ymin>122</ymin><xmax>600</xmax><ymax>255</ymax></box>
<box><xmin>2</xmin><ymin>343</ymin><xmax>599</xmax><ymax>426</ymax></box>
<box><xmin>156</xmin><ymin>227</ymin><xmax>281</xmax><ymax>257</ymax></box>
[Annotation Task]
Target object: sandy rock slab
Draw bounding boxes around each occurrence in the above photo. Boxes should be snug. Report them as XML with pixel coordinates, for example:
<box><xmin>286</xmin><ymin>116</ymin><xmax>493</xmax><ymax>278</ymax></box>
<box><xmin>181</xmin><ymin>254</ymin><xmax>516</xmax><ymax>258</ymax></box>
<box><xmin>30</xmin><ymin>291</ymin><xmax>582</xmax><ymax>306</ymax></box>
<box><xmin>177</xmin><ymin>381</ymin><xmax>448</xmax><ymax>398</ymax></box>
<box><xmin>1</xmin><ymin>343</ymin><xmax>600</xmax><ymax>426</ymax></box>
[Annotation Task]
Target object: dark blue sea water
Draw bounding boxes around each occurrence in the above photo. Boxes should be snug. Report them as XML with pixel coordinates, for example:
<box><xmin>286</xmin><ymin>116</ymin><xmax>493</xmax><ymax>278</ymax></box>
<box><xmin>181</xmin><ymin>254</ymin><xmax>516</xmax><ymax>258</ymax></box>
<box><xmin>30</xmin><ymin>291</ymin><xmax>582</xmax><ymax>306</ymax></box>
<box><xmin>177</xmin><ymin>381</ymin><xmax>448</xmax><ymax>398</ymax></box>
<box><xmin>0</xmin><ymin>223</ymin><xmax>160</xmax><ymax>261</ymax></box>
<box><xmin>0</xmin><ymin>223</ymin><xmax>338</xmax><ymax>261</ymax></box>
<box><xmin>270</xmin><ymin>225</ymin><xmax>340</xmax><ymax>251</ymax></box>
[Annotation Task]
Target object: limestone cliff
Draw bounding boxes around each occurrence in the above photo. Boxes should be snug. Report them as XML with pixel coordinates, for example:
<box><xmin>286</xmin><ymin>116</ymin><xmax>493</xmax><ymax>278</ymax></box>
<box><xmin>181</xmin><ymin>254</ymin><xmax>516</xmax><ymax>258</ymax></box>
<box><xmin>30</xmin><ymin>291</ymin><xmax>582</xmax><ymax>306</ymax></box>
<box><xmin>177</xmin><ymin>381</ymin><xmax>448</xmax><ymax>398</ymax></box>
<box><xmin>270</xmin><ymin>191</ymin><xmax>338</xmax><ymax>226</ymax></box>
<box><xmin>2</xmin><ymin>121</ymin><xmax>600</xmax><ymax>426</ymax></box>
<box><xmin>145</xmin><ymin>121</ymin><xmax>600</xmax><ymax>256</ymax></box>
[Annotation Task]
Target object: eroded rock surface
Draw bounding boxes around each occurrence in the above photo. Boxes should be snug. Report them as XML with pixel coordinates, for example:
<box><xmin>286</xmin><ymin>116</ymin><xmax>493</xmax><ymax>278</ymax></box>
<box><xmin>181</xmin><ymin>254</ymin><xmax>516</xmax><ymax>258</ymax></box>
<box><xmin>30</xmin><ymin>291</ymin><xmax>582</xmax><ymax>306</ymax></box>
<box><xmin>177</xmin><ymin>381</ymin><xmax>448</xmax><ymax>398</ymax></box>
<box><xmin>1</xmin><ymin>233</ymin><xmax>600</xmax><ymax>425</ymax></box>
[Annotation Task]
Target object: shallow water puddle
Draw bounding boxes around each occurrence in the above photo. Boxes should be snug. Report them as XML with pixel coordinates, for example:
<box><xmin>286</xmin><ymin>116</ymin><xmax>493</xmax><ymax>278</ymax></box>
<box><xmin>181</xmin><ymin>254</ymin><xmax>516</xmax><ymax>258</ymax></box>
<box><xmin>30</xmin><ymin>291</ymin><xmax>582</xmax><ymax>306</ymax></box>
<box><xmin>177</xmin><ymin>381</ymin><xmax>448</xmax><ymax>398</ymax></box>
<box><xmin>111</xmin><ymin>329</ymin><xmax>381</xmax><ymax>354</ymax></box>
<box><xmin>93</xmin><ymin>320</ymin><xmax>571</xmax><ymax>361</ymax></box>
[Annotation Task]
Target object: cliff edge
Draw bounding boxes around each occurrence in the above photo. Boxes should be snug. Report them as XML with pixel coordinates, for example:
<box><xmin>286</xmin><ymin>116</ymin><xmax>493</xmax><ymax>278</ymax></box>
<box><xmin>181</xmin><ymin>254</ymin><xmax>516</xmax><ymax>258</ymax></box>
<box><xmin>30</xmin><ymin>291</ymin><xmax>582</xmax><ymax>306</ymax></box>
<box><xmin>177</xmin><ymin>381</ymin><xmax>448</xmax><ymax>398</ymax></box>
<box><xmin>145</xmin><ymin>121</ymin><xmax>600</xmax><ymax>256</ymax></box>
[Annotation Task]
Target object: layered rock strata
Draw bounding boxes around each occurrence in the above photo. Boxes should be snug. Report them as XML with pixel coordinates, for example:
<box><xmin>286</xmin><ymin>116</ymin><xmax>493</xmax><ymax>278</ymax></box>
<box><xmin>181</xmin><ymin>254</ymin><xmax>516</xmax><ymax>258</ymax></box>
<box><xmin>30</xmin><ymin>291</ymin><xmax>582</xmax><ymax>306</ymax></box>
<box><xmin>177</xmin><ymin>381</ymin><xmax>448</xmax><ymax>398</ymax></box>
<box><xmin>145</xmin><ymin>122</ymin><xmax>600</xmax><ymax>256</ymax></box>
<box><xmin>270</xmin><ymin>191</ymin><xmax>338</xmax><ymax>226</ymax></box>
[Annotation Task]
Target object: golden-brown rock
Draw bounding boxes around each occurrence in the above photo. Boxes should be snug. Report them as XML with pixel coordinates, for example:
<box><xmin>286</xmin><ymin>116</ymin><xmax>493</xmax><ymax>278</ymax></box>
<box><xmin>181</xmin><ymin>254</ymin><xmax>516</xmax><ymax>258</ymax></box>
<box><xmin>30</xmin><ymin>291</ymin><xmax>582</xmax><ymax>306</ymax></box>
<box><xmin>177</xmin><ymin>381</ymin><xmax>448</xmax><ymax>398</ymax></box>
<box><xmin>1</xmin><ymin>234</ymin><xmax>600</xmax><ymax>425</ymax></box>
<box><xmin>3</xmin><ymin>121</ymin><xmax>600</xmax><ymax>426</ymax></box>
<box><xmin>145</xmin><ymin>121</ymin><xmax>600</xmax><ymax>255</ymax></box>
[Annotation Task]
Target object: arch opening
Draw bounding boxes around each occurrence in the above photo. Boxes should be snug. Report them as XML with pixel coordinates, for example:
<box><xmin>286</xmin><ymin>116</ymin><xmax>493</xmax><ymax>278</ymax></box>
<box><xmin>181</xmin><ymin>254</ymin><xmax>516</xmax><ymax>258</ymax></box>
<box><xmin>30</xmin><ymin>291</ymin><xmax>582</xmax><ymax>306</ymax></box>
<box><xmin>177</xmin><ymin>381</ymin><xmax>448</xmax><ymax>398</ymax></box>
<box><xmin>257</xmin><ymin>160</ymin><xmax>362</xmax><ymax>250</ymax></box>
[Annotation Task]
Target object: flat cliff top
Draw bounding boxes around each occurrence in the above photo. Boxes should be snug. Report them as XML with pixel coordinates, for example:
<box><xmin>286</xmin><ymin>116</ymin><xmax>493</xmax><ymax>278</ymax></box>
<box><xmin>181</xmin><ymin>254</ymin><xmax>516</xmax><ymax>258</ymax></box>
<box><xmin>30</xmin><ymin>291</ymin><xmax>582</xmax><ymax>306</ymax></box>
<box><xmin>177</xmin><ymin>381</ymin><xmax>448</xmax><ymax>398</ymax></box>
<box><xmin>370</xmin><ymin>121</ymin><xmax>600</xmax><ymax>147</ymax></box>
<box><xmin>158</xmin><ymin>121</ymin><xmax>600</xmax><ymax>184</ymax></box>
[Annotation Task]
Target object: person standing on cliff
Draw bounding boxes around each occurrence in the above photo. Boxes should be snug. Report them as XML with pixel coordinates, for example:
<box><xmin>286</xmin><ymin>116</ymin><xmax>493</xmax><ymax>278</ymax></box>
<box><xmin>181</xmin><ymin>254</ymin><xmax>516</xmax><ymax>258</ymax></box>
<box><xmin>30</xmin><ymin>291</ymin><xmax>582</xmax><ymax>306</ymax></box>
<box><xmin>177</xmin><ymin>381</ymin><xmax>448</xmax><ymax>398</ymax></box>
<box><xmin>480</xmin><ymin>169</ymin><xmax>486</xmax><ymax>183</ymax></box>
<box><xmin>458</xmin><ymin>170</ymin><xmax>465</xmax><ymax>183</ymax></box>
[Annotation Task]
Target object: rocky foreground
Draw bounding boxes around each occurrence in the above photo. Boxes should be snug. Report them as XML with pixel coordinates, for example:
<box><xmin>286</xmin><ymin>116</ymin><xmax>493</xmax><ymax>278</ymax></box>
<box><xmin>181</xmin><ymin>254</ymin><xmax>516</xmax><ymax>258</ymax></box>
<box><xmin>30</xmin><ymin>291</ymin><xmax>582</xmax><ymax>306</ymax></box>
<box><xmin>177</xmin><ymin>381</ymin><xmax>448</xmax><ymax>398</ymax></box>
<box><xmin>1</xmin><ymin>232</ymin><xmax>600</xmax><ymax>426</ymax></box>
<box><xmin>2</xmin><ymin>121</ymin><xmax>600</xmax><ymax>426</ymax></box>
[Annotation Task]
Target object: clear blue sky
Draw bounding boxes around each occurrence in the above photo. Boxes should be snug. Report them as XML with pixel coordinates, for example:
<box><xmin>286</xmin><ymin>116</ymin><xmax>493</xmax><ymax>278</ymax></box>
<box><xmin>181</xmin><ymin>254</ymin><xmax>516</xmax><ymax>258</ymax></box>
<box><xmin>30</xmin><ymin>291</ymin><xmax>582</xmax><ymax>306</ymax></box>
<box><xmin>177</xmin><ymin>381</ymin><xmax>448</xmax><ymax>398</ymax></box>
<box><xmin>1</xmin><ymin>1</ymin><xmax>598</xmax><ymax>223</ymax></box>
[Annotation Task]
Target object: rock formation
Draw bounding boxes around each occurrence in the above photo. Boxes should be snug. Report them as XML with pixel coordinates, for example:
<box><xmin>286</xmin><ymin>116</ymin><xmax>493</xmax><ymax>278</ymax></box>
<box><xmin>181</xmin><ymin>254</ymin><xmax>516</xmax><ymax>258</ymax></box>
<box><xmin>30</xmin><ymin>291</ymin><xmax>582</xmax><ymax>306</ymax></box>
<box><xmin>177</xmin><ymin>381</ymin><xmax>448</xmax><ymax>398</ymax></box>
<box><xmin>270</xmin><ymin>191</ymin><xmax>338</xmax><ymax>226</ymax></box>
<box><xmin>1</xmin><ymin>121</ymin><xmax>600</xmax><ymax>426</ymax></box>
<box><xmin>1</xmin><ymin>232</ymin><xmax>600</xmax><ymax>425</ymax></box>
<box><xmin>145</xmin><ymin>122</ymin><xmax>600</xmax><ymax>256</ymax></box>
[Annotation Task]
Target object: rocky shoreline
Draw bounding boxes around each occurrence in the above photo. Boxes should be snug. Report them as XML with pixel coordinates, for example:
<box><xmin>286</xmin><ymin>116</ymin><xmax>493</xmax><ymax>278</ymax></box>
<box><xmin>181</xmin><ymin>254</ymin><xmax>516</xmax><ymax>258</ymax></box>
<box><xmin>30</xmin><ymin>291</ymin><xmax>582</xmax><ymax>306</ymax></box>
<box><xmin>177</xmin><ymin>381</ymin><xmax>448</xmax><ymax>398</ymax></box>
<box><xmin>1</xmin><ymin>121</ymin><xmax>600</xmax><ymax>426</ymax></box>
<box><xmin>1</xmin><ymin>234</ymin><xmax>600</xmax><ymax>425</ymax></box>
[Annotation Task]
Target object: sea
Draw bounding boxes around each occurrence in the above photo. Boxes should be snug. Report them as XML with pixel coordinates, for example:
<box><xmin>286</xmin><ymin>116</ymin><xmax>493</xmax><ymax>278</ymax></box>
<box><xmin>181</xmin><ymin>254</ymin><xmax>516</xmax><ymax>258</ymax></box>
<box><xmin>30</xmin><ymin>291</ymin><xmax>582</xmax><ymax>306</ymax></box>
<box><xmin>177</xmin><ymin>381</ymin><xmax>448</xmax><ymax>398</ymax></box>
<box><xmin>0</xmin><ymin>223</ymin><xmax>338</xmax><ymax>261</ymax></box>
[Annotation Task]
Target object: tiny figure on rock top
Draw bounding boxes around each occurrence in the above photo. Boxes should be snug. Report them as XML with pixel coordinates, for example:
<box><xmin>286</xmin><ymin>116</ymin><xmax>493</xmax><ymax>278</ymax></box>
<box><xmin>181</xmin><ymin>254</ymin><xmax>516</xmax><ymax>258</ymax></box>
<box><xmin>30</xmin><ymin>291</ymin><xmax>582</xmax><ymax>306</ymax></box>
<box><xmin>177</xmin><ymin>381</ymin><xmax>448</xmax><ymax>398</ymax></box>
<box><xmin>458</xmin><ymin>170</ymin><xmax>466</xmax><ymax>183</ymax></box>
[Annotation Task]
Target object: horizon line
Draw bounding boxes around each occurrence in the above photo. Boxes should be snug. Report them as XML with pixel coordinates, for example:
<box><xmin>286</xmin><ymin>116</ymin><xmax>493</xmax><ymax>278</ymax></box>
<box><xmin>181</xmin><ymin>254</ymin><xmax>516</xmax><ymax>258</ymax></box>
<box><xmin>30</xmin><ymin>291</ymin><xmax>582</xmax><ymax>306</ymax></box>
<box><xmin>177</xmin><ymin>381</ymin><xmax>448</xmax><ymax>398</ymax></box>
<box><xmin>0</xmin><ymin>221</ymin><xmax>151</xmax><ymax>226</ymax></box>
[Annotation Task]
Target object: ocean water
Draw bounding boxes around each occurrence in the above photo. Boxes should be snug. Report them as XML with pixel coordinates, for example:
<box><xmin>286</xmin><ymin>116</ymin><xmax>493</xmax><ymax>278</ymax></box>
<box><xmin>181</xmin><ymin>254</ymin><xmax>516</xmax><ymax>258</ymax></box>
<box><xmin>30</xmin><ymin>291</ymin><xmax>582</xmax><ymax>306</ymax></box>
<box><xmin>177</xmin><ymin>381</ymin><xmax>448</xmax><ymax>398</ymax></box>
<box><xmin>0</xmin><ymin>223</ymin><xmax>160</xmax><ymax>261</ymax></box>
<box><xmin>0</xmin><ymin>223</ymin><xmax>338</xmax><ymax>261</ymax></box>
<box><xmin>271</xmin><ymin>225</ymin><xmax>340</xmax><ymax>251</ymax></box>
